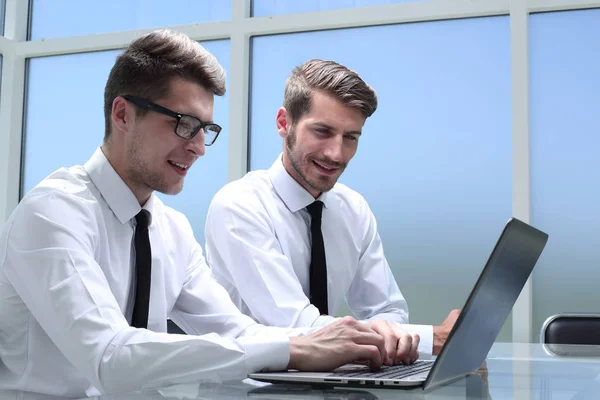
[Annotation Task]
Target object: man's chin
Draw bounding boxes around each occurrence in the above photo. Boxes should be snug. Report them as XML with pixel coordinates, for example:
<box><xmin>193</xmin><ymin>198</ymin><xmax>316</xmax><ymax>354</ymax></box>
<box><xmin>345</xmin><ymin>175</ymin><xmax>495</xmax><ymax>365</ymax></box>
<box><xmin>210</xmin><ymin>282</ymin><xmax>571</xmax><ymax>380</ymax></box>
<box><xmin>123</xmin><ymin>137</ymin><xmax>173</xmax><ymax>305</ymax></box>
<box><xmin>309</xmin><ymin>179</ymin><xmax>336</xmax><ymax>193</ymax></box>
<box><xmin>155</xmin><ymin>183</ymin><xmax>184</xmax><ymax>196</ymax></box>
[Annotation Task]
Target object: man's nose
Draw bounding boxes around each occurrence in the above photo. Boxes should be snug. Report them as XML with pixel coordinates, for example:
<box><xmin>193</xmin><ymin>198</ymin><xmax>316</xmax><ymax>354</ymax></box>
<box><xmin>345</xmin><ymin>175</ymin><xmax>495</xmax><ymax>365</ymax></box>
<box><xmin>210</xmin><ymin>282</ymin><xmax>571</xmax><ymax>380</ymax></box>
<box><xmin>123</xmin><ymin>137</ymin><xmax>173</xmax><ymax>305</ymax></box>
<box><xmin>185</xmin><ymin>129</ymin><xmax>206</xmax><ymax>157</ymax></box>
<box><xmin>323</xmin><ymin>136</ymin><xmax>343</xmax><ymax>162</ymax></box>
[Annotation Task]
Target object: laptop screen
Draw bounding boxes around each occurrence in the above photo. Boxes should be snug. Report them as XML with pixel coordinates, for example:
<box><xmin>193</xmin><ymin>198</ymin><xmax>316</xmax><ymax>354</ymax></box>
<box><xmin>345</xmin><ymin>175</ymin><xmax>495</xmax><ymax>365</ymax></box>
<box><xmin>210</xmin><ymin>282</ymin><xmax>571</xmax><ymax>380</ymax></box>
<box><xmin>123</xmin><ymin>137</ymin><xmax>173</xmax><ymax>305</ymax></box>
<box><xmin>424</xmin><ymin>218</ymin><xmax>548</xmax><ymax>390</ymax></box>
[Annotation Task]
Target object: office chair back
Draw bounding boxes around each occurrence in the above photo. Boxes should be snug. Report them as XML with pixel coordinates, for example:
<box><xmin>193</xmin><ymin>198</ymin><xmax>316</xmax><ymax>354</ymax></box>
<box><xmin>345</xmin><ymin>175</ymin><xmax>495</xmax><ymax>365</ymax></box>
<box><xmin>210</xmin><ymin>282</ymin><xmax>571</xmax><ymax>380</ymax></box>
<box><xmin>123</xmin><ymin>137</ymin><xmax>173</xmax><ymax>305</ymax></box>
<box><xmin>541</xmin><ymin>313</ymin><xmax>600</xmax><ymax>345</ymax></box>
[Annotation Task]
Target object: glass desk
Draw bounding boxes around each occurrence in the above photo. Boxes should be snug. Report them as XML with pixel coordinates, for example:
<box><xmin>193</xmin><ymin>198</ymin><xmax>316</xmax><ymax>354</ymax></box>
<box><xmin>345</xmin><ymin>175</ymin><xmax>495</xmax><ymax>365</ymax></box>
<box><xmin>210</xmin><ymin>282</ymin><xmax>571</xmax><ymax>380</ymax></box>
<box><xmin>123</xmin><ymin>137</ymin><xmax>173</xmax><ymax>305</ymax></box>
<box><xmin>2</xmin><ymin>342</ymin><xmax>600</xmax><ymax>399</ymax></box>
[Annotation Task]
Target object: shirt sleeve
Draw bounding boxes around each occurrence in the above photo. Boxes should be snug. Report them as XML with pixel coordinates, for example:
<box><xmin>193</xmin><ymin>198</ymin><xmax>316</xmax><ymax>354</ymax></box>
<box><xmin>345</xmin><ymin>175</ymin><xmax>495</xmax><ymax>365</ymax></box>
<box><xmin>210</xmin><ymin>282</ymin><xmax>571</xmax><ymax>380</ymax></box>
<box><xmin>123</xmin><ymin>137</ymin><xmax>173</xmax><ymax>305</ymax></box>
<box><xmin>205</xmin><ymin>188</ymin><xmax>325</xmax><ymax>328</ymax></box>
<box><xmin>1</xmin><ymin>191</ymin><xmax>306</xmax><ymax>395</ymax></box>
<box><xmin>169</xmin><ymin>240</ymin><xmax>322</xmax><ymax>371</ymax></box>
<box><xmin>345</xmin><ymin>199</ymin><xmax>434</xmax><ymax>358</ymax></box>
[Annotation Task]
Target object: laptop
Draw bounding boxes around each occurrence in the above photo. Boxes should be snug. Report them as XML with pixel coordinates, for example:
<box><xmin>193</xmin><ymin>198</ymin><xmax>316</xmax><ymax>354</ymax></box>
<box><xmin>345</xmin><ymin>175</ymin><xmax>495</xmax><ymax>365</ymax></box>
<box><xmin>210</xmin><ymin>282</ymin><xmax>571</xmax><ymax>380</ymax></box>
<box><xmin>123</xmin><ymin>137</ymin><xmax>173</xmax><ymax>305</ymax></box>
<box><xmin>249</xmin><ymin>217</ymin><xmax>549</xmax><ymax>391</ymax></box>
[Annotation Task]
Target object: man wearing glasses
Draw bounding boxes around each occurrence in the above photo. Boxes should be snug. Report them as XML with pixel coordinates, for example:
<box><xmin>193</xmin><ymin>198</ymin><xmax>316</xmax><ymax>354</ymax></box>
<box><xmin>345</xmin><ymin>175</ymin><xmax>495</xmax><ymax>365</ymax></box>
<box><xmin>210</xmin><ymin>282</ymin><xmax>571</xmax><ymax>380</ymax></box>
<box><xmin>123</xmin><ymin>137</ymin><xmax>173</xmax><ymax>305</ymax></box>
<box><xmin>204</xmin><ymin>59</ymin><xmax>460</xmax><ymax>360</ymax></box>
<box><xmin>0</xmin><ymin>30</ymin><xmax>417</xmax><ymax>397</ymax></box>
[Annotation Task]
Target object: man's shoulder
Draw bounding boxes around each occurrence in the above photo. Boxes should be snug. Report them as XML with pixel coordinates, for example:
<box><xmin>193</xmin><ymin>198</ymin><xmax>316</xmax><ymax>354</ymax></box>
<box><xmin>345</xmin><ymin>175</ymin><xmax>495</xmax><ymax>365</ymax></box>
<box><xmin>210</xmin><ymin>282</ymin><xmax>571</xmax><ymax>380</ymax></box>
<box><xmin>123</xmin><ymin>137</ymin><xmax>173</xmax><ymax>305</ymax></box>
<box><xmin>211</xmin><ymin>169</ymin><xmax>272</xmax><ymax>208</ymax></box>
<box><xmin>1</xmin><ymin>166</ymin><xmax>100</xmax><ymax>248</ymax></box>
<box><xmin>21</xmin><ymin>165</ymin><xmax>97</xmax><ymax>209</ymax></box>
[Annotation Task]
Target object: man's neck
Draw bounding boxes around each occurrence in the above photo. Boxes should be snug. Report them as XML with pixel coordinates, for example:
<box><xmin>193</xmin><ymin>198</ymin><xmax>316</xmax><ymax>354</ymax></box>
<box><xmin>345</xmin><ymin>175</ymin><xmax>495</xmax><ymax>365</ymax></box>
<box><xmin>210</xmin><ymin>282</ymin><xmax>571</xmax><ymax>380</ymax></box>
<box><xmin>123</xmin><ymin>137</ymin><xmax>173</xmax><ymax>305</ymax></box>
<box><xmin>281</xmin><ymin>155</ymin><xmax>321</xmax><ymax>199</ymax></box>
<box><xmin>101</xmin><ymin>144</ymin><xmax>151</xmax><ymax>206</ymax></box>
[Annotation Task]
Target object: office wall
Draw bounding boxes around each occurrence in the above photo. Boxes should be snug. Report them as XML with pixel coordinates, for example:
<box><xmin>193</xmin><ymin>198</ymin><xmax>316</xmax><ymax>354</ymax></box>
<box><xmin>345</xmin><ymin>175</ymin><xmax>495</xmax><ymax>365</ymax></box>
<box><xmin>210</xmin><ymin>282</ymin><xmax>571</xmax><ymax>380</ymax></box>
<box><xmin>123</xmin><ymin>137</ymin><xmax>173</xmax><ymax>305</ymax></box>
<box><xmin>1</xmin><ymin>0</ymin><xmax>600</xmax><ymax>343</ymax></box>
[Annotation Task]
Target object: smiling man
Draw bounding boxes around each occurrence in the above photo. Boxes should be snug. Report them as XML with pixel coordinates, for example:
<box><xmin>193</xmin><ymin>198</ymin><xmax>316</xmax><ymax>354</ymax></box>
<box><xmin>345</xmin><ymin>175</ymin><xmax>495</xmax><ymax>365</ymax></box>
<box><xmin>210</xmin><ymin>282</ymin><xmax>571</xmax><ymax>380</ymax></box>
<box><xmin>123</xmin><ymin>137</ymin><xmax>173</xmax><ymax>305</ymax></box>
<box><xmin>205</xmin><ymin>59</ymin><xmax>459</xmax><ymax>360</ymax></box>
<box><xmin>0</xmin><ymin>34</ymin><xmax>419</xmax><ymax>397</ymax></box>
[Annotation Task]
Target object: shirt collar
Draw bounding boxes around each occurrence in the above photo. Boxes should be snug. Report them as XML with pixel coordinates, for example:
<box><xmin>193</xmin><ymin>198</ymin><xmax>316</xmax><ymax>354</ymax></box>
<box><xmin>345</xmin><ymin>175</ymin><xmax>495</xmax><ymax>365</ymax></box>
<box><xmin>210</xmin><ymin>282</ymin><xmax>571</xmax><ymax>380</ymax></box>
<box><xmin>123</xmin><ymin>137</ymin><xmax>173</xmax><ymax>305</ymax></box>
<box><xmin>84</xmin><ymin>147</ymin><xmax>155</xmax><ymax>225</ymax></box>
<box><xmin>267</xmin><ymin>154</ymin><xmax>331</xmax><ymax>213</ymax></box>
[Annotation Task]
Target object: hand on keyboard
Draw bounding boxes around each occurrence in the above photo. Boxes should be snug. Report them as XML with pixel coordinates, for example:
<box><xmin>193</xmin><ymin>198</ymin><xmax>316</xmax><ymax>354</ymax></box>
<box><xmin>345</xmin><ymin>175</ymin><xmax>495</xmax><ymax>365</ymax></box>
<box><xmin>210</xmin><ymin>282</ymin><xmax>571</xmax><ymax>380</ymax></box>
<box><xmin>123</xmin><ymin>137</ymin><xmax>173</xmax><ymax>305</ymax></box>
<box><xmin>287</xmin><ymin>316</ymin><xmax>386</xmax><ymax>372</ymax></box>
<box><xmin>363</xmin><ymin>320</ymin><xmax>420</xmax><ymax>366</ymax></box>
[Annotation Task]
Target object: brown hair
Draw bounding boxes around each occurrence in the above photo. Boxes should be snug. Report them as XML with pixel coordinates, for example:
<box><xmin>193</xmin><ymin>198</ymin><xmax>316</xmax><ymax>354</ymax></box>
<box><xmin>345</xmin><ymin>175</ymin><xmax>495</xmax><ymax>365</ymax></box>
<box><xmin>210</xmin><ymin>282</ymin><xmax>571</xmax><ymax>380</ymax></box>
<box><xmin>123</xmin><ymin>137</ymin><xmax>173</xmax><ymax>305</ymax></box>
<box><xmin>283</xmin><ymin>59</ymin><xmax>377</xmax><ymax>124</ymax></box>
<box><xmin>103</xmin><ymin>29</ymin><xmax>226</xmax><ymax>141</ymax></box>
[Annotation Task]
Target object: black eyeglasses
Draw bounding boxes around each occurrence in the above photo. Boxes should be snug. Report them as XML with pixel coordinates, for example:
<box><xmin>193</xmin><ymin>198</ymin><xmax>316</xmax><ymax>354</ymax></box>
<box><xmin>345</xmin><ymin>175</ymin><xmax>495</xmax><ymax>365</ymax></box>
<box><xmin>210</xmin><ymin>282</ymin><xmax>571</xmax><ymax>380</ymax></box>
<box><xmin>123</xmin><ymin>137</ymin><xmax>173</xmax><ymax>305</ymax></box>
<box><xmin>122</xmin><ymin>95</ymin><xmax>222</xmax><ymax>146</ymax></box>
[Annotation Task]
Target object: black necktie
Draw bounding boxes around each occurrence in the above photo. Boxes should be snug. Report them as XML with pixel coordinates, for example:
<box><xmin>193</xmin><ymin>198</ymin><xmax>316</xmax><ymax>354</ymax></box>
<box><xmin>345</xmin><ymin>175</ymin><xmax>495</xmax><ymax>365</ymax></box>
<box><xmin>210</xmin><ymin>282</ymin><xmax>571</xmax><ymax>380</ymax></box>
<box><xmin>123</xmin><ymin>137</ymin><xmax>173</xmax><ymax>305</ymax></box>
<box><xmin>306</xmin><ymin>201</ymin><xmax>328</xmax><ymax>315</ymax></box>
<box><xmin>131</xmin><ymin>209</ymin><xmax>152</xmax><ymax>329</ymax></box>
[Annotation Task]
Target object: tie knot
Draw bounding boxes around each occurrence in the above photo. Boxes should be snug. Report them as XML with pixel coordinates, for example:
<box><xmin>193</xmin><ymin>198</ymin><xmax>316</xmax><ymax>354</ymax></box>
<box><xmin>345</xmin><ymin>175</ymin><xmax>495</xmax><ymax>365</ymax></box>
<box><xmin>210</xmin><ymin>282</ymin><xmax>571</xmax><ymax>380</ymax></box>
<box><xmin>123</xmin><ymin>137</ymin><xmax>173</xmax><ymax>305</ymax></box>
<box><xmin>135</xmin><ymin>209</ymin><xmax>151</xmax><ymax>230</ymax></box>
<box><xmin>306</xmin><ymin>201</ymin><xmax>324</xmax><ymax>220</ymax></box>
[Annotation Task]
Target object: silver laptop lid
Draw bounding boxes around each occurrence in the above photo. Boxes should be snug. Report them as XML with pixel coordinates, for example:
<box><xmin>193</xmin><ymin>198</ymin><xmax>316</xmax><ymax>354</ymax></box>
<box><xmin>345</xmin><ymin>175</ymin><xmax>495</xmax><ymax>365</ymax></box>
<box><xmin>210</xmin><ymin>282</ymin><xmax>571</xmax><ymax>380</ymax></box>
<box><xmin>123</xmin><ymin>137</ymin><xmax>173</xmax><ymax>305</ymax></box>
<box><xmin>423</xmin><ymin>217</ymin><xmax>548</xmax><ymax>390</ymax></box>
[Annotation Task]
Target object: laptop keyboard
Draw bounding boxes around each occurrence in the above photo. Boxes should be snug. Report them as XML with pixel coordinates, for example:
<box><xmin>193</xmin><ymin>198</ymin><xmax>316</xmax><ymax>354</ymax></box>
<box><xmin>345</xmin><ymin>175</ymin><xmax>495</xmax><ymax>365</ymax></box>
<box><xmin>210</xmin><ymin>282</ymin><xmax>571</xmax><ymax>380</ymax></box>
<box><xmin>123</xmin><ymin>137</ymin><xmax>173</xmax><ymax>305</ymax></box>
<box><xmin>331</xmin><ymin>360</ymin><xmax>434</xmax><ymax>380</ymax></box>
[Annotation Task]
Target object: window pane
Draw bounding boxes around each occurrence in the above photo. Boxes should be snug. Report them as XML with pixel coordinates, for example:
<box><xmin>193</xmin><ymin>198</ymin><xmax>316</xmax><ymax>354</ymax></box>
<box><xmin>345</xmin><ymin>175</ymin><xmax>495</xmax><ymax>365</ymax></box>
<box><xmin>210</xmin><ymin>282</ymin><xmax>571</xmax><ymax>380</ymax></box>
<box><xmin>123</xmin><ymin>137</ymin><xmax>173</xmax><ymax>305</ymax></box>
<box><xmin>0</xmin><ymin>0</ymin><xmax>5</xmax><ymax>36</ymax></box>
<box><xmin>253</xmin><ymin>0</ymin><xmax>427</xmax><ymax>17</ymax></box>
<box><xmin>531</xmin><ymin>10</ymin><xmax>600</xmax><ymax>340</ymax></box>
<box><xmin>250</xmin><ymin>18</ymin><xmax>512</xmax><ymax>340</ymax></box>
<box><xmin>22</xmin><ymin>40</ymin><xmax>230</xmax><ymax>245</ymax></box>
<box><xmin>30</xmin><ymin>0</ymin><xmax>231</xmax><ymax>40</ymax></box>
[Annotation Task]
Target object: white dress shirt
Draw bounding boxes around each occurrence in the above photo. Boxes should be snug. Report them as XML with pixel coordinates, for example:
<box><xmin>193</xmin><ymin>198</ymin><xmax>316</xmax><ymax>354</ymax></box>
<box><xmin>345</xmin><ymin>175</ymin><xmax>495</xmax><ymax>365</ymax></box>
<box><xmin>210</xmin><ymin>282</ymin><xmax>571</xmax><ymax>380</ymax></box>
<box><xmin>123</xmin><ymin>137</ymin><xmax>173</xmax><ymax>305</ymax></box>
<box><xmin>0</xmin><ymin>148</ymin><xmax>315</xmax><ymax>398</ymax></box>
<box><xmin>205</xmin><ymin>156</ymin><xmax>433</xmax><ymax>357</ymax></box>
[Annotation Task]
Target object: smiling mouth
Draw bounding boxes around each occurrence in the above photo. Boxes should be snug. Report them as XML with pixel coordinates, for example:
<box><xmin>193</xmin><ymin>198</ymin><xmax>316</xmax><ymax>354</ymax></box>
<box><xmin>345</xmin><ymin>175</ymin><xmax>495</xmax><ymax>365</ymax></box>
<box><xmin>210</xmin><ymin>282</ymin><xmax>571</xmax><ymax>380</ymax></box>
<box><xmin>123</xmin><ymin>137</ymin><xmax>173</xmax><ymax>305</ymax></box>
<box><xmin>168</xmin><ymin>161</ymin><xmax>189</xmax><ymax>171</ymax></box>
<box><xmin>312</xmin><ymin>160</ymin><xmax>341</xmax><ymax>176</ymax></box>
<box><xmin>313</xmin><ymin>160</ymin><xmax>338</xmax><ymax>171</ymax></box>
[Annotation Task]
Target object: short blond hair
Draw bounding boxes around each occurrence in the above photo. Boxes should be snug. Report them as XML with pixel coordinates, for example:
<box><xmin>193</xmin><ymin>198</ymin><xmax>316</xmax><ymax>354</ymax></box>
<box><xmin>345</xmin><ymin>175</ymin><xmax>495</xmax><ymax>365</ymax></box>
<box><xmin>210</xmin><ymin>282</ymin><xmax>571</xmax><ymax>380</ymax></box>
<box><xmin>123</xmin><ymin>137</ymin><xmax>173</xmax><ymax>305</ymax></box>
<box><xmin>283</xmin><ymin>59</ymin><xmax>377</xmax><ymax>124</ymax></box>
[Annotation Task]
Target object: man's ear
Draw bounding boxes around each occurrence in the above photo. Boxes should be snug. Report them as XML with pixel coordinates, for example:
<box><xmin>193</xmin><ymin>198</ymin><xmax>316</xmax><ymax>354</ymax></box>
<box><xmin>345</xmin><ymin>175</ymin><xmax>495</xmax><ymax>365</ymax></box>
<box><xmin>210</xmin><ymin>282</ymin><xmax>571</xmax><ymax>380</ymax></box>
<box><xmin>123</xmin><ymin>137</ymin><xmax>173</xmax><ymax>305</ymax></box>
<box><xmin>111</xmin><ymin>96</ymin><xmax>133</xmax><ymax>136</ymax></box>
<box><xmin>276</xmin><ymin>107</ymin><xmax>290</xmax><ymax>139</ymax></box>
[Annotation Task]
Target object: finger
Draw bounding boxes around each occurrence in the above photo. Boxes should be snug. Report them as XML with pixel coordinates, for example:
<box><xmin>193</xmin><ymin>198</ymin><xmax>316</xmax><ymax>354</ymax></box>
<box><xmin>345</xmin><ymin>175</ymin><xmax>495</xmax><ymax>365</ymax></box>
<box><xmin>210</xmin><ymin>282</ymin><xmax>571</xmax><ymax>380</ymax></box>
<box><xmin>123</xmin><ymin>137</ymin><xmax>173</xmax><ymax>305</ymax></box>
<box><xmin>401</xmin><ymin>333</ymin><xmax>419</xmax><ymax>365</ymax></box>
<box><xmin>410</xmin><ymin>334</ymin><xmax>421</xmax><ymax>364</ymax></box>
<box><xmin>353</xmin><ymin>344</ymin><xmax>383</xmax><ymax>371</ymax></box>
<box><xmin>395</xmin><ymin>332</ymin><xmax>413</xmax><ymax>365</ymax></box>
<box><xmin>368</xmin><ymin>323</ymin><xmax>396</xmax><ymax>365</ymax></box>
<box><xmin>353</xmin><ymin>331</ymin><xmax>386</xmax><ymax>363</ymax></box>
<box><xmin>402</xmin><ymin>334</ymin><xmax>419</xmax><ymax>365</ymax></box>
<box><xmin>397</xmin><ymin>332</ymin><xmax>420</xmax><ymax>365</ymax></box>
